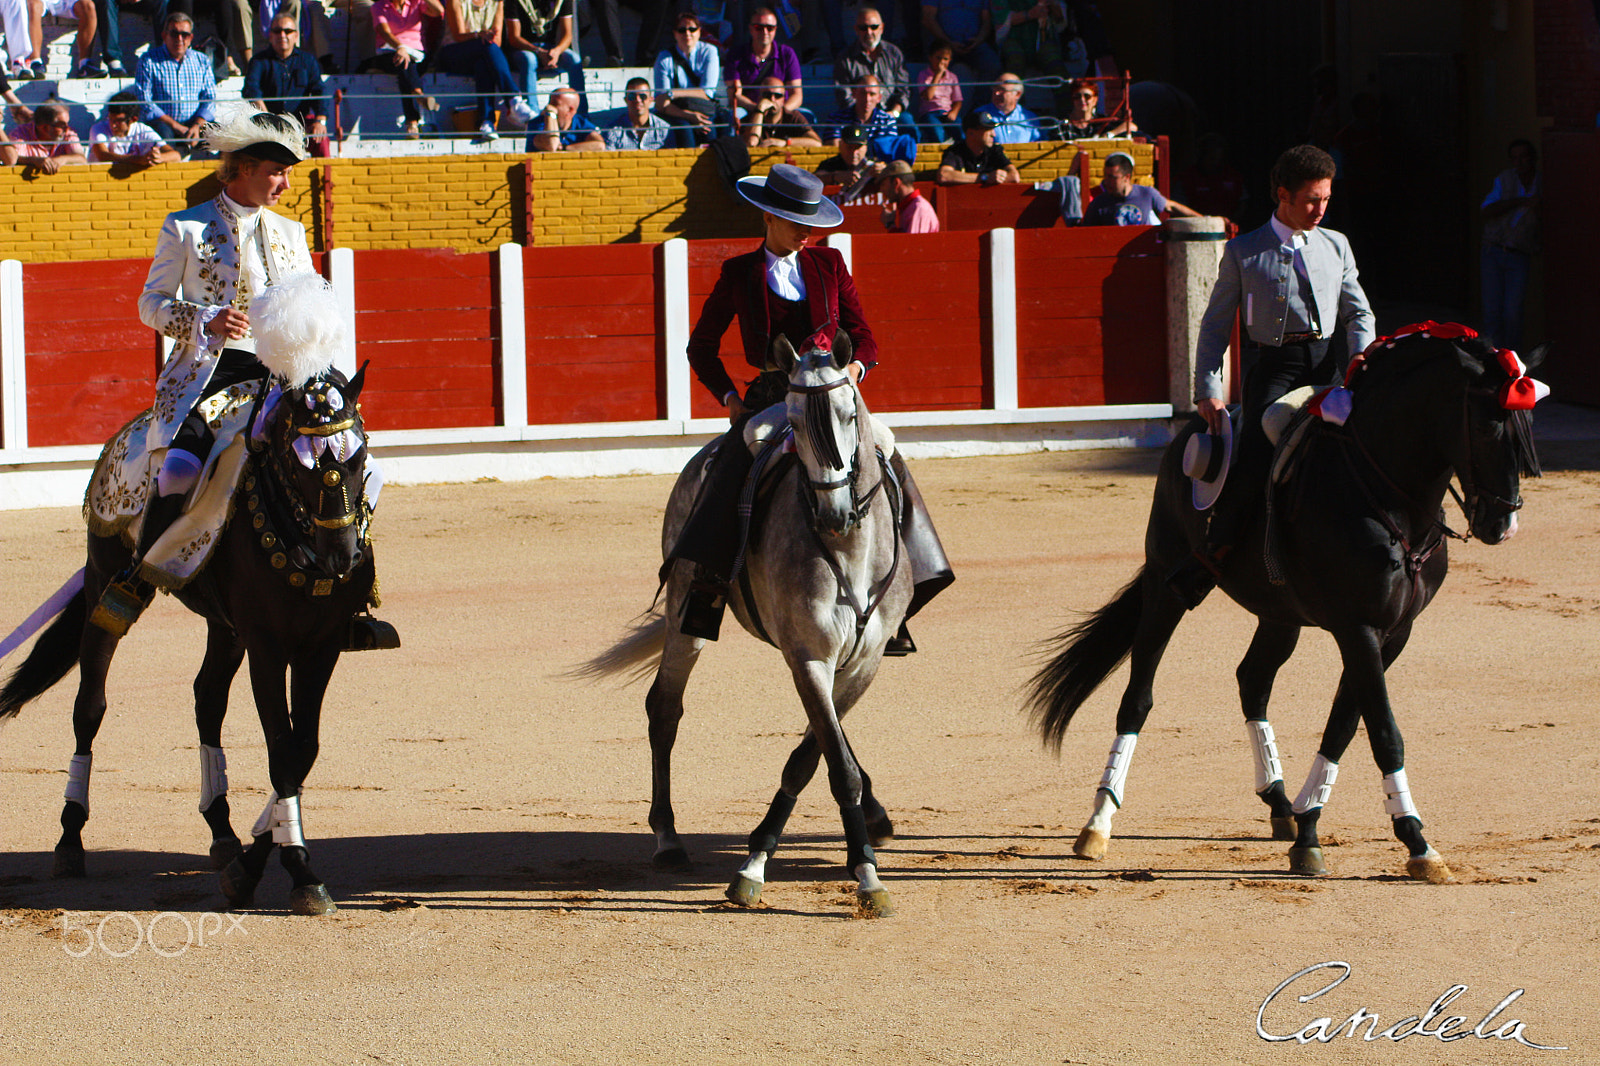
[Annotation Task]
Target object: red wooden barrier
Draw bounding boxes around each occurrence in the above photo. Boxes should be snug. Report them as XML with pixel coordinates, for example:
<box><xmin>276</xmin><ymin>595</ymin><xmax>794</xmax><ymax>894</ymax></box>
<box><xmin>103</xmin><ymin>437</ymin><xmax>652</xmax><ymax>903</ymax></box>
<box><xmin>350</xmin><ymin>247</ymin><xmax>496</xmax><ymax>431</ymax></box>
<box><xmin>22</xmin><ymin>259</ymin><xmax>160</xmax><ymax>448</ymax></box>
<box><xmin>1013</xmin><ymin>225</ymin><xmax>1166</xmax><ymax>406</ymax></box>
<box><xmin>684</xmin><ymin>236</ymin><xmax>762</xmax><ymax>419</ymax></box>
<box><xmin>935</xmin><ymin>182</ymin><xmax>1066</xmax><ymax>233</ymax></box>
<box><xmin>522</xmin><ymin>243</ymin><xmax>659</xmax><ymax>424</ymax></box>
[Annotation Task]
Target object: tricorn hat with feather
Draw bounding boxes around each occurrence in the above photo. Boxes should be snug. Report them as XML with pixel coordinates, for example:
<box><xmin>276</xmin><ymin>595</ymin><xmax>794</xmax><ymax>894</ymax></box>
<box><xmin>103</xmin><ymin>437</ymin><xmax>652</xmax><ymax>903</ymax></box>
<box><xmin>203</xmin><ymin>103</ymin><xmax>307</xmax><ymax>166</ymax></box>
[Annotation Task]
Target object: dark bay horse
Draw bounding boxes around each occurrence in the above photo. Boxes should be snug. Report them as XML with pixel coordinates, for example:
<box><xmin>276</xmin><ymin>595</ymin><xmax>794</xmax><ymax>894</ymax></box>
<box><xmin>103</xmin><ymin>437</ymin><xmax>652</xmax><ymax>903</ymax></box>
<box><xmin>0</xmin><ymin>364</ymin><xmax>384</xmax><ymax>915</ymax></box>
<box><xmin>1025</xmin><ymin>326</ymin><xmax>1546</xmax><ymax>881</ymax></box>
<box><xmin>580</xmin><ymin>334</ymin><xmax>911</xmax><ymax>917</ymax></box>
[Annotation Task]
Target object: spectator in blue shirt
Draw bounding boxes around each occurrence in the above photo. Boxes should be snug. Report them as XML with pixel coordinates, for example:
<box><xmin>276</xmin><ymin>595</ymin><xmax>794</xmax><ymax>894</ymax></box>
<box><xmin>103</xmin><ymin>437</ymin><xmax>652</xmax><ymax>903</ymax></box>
<box><xmin>527</xmin><ymin>85</ymin><xmax>603</xmax><ymax>151</ymax></box>
<box><xmin>1082</xmin><ymin>151</ymin><xmax>1197</xmax><ymax>226</ymax></box>
<box><xmin>245</xmin><ymin>15</ymin><xmax>328</xmax><ymax>152</ymax></box>
<box><xmin>973</xmin><ymin>73</ymin><xmax>1040</xmax><ymax>144</ymax></box>
<box><xmin>652</xmin><ymin>11</ymin><xmax>722</xmax><ymax>148</ymax></box>
<box><xmin>134</xmin><ymin>12</ymin><xmax>216</xmax><ymax>154</ymax></box>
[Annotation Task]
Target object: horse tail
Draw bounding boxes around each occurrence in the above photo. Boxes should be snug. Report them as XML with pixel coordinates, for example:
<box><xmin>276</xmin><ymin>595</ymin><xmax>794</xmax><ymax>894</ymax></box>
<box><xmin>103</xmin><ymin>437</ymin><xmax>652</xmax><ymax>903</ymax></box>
<box><xmin>1026</xmin><ymin>567</ymin><xmax>1145</xmax><ymax>754</ymax></box>
<box><xmin>0</xmin><ymin>586</ymin><xmax>87</xmax><ymax>721</ymax></box>
<box><xmin>566</xmin><ymin>610</ymin><xmax>669</xmax><ymax>687</ymax></box>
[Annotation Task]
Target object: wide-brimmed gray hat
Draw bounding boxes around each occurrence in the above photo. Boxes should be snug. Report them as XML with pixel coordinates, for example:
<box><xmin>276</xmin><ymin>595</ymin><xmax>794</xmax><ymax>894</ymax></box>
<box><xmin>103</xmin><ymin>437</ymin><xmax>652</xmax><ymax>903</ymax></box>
<box><xmin>736</xmin><ymin>163</ymin><xmax>844</xmax><ymax>227</ymax></box>
<box><xmin>1181</xmin><ymin>412</ymin><xmax>1232</xmax><ymax>511</ymax></box>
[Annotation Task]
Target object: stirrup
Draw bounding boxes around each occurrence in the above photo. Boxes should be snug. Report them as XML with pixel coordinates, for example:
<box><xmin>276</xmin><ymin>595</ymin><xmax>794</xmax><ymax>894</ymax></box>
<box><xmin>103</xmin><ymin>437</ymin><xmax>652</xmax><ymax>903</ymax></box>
<box><xmin>345</xmin><ymin>611</ymin><xmax>401</xmax><ymax>652</ymax></box>
<box><xmin>89</xmin><ymin>570</ymin><xmax>155</xmax><ymax>637</ymax></box>
<box><xmin>883</xmin><ymin>622</ymin><xmax>916</xmax><ymax>657</ymax></box>
<box><xmin>679</xmin><ymin>580</ymin><xmax>725</xmax><ymax>641</ymax></box>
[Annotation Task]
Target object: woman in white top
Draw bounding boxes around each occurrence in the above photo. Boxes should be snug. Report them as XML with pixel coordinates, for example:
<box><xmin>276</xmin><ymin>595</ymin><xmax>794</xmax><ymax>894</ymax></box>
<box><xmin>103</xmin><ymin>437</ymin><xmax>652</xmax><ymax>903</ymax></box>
<box><xmin>432</xmin><ymin>0</ymin><xmax>537</xmax><ymax>141</ymax></box>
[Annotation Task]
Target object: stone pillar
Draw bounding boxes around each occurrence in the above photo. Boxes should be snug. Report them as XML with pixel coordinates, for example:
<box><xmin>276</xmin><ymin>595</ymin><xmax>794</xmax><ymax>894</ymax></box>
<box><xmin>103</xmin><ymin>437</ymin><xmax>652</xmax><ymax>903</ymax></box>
<box><xmin>1163</xmin><ymin>216</ymin><xmax>1229</xmax><ymax>414</ymax></box>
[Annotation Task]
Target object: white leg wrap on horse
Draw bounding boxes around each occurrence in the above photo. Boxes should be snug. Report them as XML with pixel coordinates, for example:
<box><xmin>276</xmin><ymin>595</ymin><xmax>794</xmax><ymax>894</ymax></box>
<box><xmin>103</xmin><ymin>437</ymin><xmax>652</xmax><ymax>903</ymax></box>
<box><xmin>197</xmin><ymin>745</ymin><xmax>228</xmax><ymax>813</ymax></box>
<box><xmin>1096</xmin><ymin>733</ymin><xmax>1138</xmax><ymax>808</ymax></box>
<box><xmin>1292</xmin><ymin>754</ymin><xmax>1339</xmax><ymax>814</ymax></box>
<box><xmin>251</xmin><ymin>791</ymin><xmax>280</xmax><ymax>838</ymax></box>
<box><xmin>738</xmin><ymin>850</ymin><xmax>770</xmax><ymax>885</ymax></box>
<box><xmin>854</xmin><ymin>862</ymin><xmax>885</xmax><ymax>893</ymax></box>
<box><xmin>1084</xmin><ymin>789</ymin><xmax>1118</xmax><ymax>836</ymax></box>
<box><xmin>1247</xmin><ymin>720</ymin><xmax>1284</xmax><ymax>793</ymax></box>
<box><xmin>265</xmin><ymin>794</ymin><xmax>306</xmax><ymax>847</ymax></box>
<box><xmin>65</xmin><ymin>753</ymin><xmax>91</xmax><ymax>813</ymax></box>
<box><xmin>1382</xmin><ymin>768</ymin><xmax>1419</xmax><ymax>820</ymax></box>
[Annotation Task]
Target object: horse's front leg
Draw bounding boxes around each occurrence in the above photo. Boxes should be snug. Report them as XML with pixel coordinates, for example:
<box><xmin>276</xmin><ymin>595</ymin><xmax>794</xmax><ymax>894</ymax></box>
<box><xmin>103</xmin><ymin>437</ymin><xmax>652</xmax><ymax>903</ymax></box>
<box><xmin>1364</xmin><ymin>621</ymin><xmax>1451</xmax><ymax>883</ymax></box>
<box><xmin>54</xmin><ymin>622</ymin><xmax>119</xmax><ymax>878</ymax></box>
<box><xmin>646</xmin><ymin>571</ymin><xmax>708</xmax><ymax>870</ymax></box>
<box><xmin>1237</xmin><ymin>620</ymin><xmax>1302</xmax><ymax>841</ymax></box>
<box><xmin>195</xmin><ymin>619</ymin><xmax>246</xmax><ymax>869</ymax></box>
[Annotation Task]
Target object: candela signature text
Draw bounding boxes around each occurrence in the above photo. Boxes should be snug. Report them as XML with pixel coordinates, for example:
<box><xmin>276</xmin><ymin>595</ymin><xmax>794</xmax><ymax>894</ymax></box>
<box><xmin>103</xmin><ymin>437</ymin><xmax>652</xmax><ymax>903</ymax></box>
<box><xmin>1256</xmin><ymin>961</ymin><xmax>1566</xmax><ymax>1049</ymax></box>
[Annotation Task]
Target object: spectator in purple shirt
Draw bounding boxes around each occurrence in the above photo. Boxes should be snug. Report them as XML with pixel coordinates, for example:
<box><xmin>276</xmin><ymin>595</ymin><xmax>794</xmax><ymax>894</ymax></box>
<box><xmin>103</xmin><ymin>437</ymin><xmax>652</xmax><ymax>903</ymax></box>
<box><xmin>725</xmin><ymin>5</ymin><xmax>802</xmax><ymax>117</ymax></box>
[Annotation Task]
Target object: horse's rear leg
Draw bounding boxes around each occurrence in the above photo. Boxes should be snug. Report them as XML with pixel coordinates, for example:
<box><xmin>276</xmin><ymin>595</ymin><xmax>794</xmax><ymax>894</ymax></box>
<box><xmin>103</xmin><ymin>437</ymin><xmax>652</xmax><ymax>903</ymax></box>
<box><xmin>195</xmin><ymin>620</ymin><xmax>246</xmax><ymax>869</ymax></box>
<box><xmin>645</xmin><ymin>610</ymin><xmax>705</xmax><ymax>870</ymax></box>
<box><xmin>1076</xmin><ymin>575</ymin><xmax>1185</xmax><ymax>861</ymax></box>
<box><xmin>1237</xmin><ymin>620</ymin><xmax>1302</xmax><ymax>841</ymax></box>
<box><xmin>54</xmin><ymin>624</ymin><xmax>118</xmax><ymax>878</ymax></box>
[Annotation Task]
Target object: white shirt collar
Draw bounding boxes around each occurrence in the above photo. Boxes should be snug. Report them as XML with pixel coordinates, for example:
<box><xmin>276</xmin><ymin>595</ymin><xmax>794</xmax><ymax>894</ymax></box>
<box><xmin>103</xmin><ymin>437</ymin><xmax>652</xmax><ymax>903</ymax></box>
<box><xmin>1269</xmin><ymin>212</ymin><xmax>1309</xmax><ymax>250</ymax></box>
<box><xmin>763</xmin><ymin>244</ymin><xmax>806</xmax><ymax>300</ymax></box>
<box><xmin>221</xmin><ymin>191</ymin><xmax>263</xmax><ymax>227</ymax></box>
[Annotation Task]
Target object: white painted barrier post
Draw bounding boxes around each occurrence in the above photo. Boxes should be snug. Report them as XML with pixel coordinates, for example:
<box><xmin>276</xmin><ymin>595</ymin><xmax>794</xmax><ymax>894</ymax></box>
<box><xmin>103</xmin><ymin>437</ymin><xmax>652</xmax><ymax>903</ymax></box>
<box><xmin>0</xmin><ymin>259</ymin><xmax>26</xmax><ymax>454</ymax></box>
<box><xmin>496</xmin><ymin>243</ymin><xmax>528</xmax><ymax>430</ymax></box>
<box><xmin>661</xmin><ymin>237</ymin><xmax>691</xmax><ymax>422</ymax></box>
<box><xmin>987</xmin><ymin>228</ymin><xmax>1018</xmax><ymax>411</ymax></box>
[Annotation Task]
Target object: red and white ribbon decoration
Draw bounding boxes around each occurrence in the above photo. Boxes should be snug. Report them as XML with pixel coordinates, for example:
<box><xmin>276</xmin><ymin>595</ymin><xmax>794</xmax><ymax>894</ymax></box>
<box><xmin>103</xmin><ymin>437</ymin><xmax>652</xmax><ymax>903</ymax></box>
<box><xmin>1495</xmin><ymin>348</ymin><xmax>1550</xmax><ymax>410</ymax></box>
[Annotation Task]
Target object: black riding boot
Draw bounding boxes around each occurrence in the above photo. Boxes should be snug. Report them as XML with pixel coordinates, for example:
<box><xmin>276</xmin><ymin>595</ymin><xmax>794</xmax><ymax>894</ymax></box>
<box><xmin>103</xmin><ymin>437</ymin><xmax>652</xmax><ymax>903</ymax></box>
<box><xmin>90</xmin><ymin>490</ymin><xmax>187</xmax><ymax>636</ymax></box>
<box><xmin>666</xmin><ymin>431</ymin><xmax>757</xmax><ymax>641</ymax></box>
<box><xmin>884</xmin><ymin>452</ymin><xmax>954</xmax><ymax>655</ymax></box>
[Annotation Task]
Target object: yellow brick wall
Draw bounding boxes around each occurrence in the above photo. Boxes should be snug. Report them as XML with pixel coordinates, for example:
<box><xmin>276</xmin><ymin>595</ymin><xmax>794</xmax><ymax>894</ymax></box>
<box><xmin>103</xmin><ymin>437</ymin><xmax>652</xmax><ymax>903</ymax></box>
<box><xmin>0</xmin><ymin>138</ymin><xmax>1143</xmax><ymax>263</ymax></box>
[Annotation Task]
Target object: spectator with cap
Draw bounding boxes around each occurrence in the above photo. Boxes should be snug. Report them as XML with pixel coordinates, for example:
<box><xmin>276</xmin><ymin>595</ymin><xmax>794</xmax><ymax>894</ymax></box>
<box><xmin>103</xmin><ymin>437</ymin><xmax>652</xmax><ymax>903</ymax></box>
<box><xmin>972</xmin><ymin>72</ymin><xmax>1039</xmax><ymax>144</ymax></box>
<box><xmin>879</xmin><ymin>160</ymin><xmax>938</xmax><ymax>232</ymax></box>
<box><xmin>1082</xmin><ymin>150</ymin><xmax>1197</xmax><ymax>225</ymax></box>
<box><xmin>89</xmin><ymin>89</ymin><xmax>180</xmax><ymax>166</ymax></box>
<box><xmin>245</xmin><ymin>14</ymin><xmax>329</xmax><ymax>154</ymax></box>
<box><xmin>135</xmin><ymin>12</ymin><xmax>217</xmax><ymax>155</ymax></box>
<box><xmin>527</xmin><ymin>84</ymin><xmax>602</xmax><ymax>151</ymax></box>
<box><xmin>914</xmin><ymin>42</ymin><xmax>962</xmax><ymax>143</ymax></box>
<box><xmin>814</xmin><ymin>123</ymin><xmax>884</xmax><ymax>203</ymax></box>
<box><xmin>937</xmin><ymin>108</ymin><xmax>1018</xmax><ymax>185</ymax></box>
<box><xmin>604</xmin><ymin>76</ymin><xmax>671</xmax><ymax>150</ymax></box>
<box><xmin>725</xmin><ymin>6</ymin><xmax>803</xmax><ymax>118</ymax></box>
<box><xmin>741</xmin><ymin>74</ymin><xmax>821</xmax><ymax>147</ymax></box>
<box><xmin>2</xmin><ymin>100</ymin><xmax>87</xmax><ymax>172</ymax></box>
<box><xmin>653</xmin><ymin>10</ymin><xmax>723</xmax><ymax>147</ymax></box>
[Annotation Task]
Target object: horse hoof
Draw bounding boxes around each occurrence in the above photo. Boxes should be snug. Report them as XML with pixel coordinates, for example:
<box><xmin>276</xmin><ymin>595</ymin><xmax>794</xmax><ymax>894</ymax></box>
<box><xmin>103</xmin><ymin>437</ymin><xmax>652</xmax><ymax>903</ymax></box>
<box><xmin>1270</xmin><ymin>816</ymin><xmax>1297</xmax><ymax>841</ymax></box>
<box><xmin>725</xmin><ymin>874</ymin><xmax>763</xmax><ymax>908</ymax></box>
<box><xmin>1405</xmin><ymin>849</ymin><xmax>1454</xmax><ymax>884</ymax></box>
<box><xmin>652</xmin><ymin>846</ymin><xmax>691</xmax><ymax>871</ymax></box>
<box><xmin>289</xmin><ymin>884</ymin><xmax>338</xmax><ymax>916</ymax></box>
<box><xmin>856</xmin><ymin>888</ymin><xmax>894</xmax><ymax>918</ymax></box>
<box><xmin>209</xmin><ymin>836</ymin><xmax>242</xmax><ymax>870</ymax></box>
<box><xmin>1288</xmin><ymin>846</ymin><xmax>1328</xmax><ymax>877</ymax></box>
<box><xmin>1073</xmin><ymin>828</ymin><xmax>1109</xmax><ymax>860</ymax></box>
<box><xmin>52</xmin><ymin>845</ymin><xmax>86</xmax><ymax>879</ymax></box>
<box><xmin>219</xmin><ymin>857</ymin><xmax>259</xmax><ymax>909</ymax></box>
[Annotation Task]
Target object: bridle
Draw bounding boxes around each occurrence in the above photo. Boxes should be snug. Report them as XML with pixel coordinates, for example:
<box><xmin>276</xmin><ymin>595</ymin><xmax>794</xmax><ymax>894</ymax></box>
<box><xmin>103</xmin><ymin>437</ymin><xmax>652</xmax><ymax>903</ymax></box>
<box><xmin>788</xmin><ymin>374</ymin><xmax>886</xmax><ymax>527</ymax></box>
<box><xmin>1446</xmin><ymin>387</ymin><xmax>1533</xmax><ymax>535</ymax></box>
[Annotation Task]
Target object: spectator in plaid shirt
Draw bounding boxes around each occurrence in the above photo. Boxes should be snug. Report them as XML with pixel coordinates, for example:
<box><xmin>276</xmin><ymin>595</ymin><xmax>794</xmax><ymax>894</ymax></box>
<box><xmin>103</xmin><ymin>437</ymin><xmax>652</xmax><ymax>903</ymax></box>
<box><xmin>135</xmin><ymin>12</ymin><xmax>217</xmax><ymax>154</ymax></box>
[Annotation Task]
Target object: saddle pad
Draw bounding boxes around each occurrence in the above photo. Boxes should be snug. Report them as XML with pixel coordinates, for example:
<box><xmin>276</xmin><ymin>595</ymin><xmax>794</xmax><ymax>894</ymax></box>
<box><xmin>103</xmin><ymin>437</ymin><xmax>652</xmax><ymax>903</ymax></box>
<box><xmin>84</xmin><ymin>384</ymin><xmax>262</xmax><ymax>590</ymax></box>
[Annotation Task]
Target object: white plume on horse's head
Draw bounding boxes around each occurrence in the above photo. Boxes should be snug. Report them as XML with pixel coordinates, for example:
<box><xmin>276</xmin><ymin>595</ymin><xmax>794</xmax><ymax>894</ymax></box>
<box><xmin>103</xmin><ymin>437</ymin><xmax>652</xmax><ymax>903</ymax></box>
<box><xmin>250</xmin><ymin>271</ymin><xmax>350</xmax><ymax>387</ymax></box>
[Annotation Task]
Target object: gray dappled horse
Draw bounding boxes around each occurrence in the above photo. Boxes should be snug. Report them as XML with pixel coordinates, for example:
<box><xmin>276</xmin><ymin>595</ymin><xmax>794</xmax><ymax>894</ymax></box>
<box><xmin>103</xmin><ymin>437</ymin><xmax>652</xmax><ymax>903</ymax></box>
<box><xmin>1025</xmin><ymin>327</ymin><xmax>1546</xmax><ymax>882</ymax></box>
<box><xmin>582</xmin><ymin>333</ymin><xmax>911</xmax><ymax>917</ymax></box>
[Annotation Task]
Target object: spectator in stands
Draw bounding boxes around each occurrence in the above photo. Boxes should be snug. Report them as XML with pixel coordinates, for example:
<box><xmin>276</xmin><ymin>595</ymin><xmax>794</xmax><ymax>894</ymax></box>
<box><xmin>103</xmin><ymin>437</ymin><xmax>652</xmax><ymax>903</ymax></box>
<box><xmin>503</xmin><ymin>0</ymin><xmax>584</xmax><ymax>112</ymax></box>
<box><xmin>725</xmin><ymin>6</ymin><xmax>802</xmax><ymax>118</ymax></box>
<box><xmin>653</xmin><ymin>11</ymin><xmax>722</xmax><ymax>147</ymax></box>
<box><xmin>25</xmin><ymin>0</ymin><xmax>98</xmax><ymax>78</ymax></box>
<box><xmin>823</xmin><ymin>73</ymin><xmax>915</xmax><ymax>162</ymax></box>
<box><xmin>434</xmin><ymin>0</ymin><xmax>538</xmax><ymax>142</ymax></box>
<box><xmin>990</xmin><ymin>0</ymin><xmax>1102</xmax><ymax>113</ymax></box>
<box><xmin>1</xmin><ymin>100</ymin><xmax>87</xmax><ymax>171</ymax></box>
<box><xmin>1059</xmin><ymin>76</ymin><xmax>1130</xmax><ymax>139</ymax></box>
<box><xmin>604</xmin><ymin>76</ymin><xmax>670</xmax><ymax>149</ymax></box>
<box><xmin>527</xmin><ymin>84</ymin><xmax>602</xmax><ymax>151</ymax></box>
<box><xmin>263</xmin><ymin>0</ymin><xmax>366</xmax><ymax>75</ymax></box>
<box><xmin>834</xmin><ymin>7</ymin><xmax>909</xmax><ymax>118</ymax></box>
<box><xmin>361</xmin><ymin>0</ymin><xmax>443</xmax><ymax>139</ymax></box>
<box><xmin>973</xmin><ymin>73</ymin><xmax>1038</xmax><ymax>144</ymax></box>
<box><xmin>86</xmin><ymin>0</ymin><xmax>129</xmax><ymax>77</ymax></box>
<box><xmin>813</xmin><ymin>123</ymin><xmax>884</xmax><ymax>203</ymax></box>
<box><xmin>1082</xmin><ymin>151</ymin><xmax>1196</xmax><ymax>225</ymax></box>
<box><xmin>878</xmin><ymin>159</ymin><xmax>937</xmax><ymax>232</ymax></box>
<box><xmin>245</xmin><ymin>15</ymin><xmax>329</xmax><ymax>153</ymax></box>
<box><xmin>1480</xmin><ymin>137</ymin><xmax>1541</xmax><ymax>351</ymax></box>
<box><xmin>0</xmin><ymin>0</ymin><xmax>38</xmax><ymax>81</ymax></box>
<box><xmin>914</xmin><ymin>42</ymin><xmax>961</xmax><ymax>143</ymax></box>
<box><xmin>135</xmin><ymin>13</ymin><xmax>217</xmax><ymax>155</ymax></box>
<box><xmin>920</xmin><ymin>0</ymin><xmax>998</xmax><ymax>83</ymax></box>
<box><xmin>936</xmin><ymin>108</ymin><xmax>1017</xmax><ymax>185</ymax></box>
<box><xmin>0</xmin><ymin>68</ymin><xmax>33</xmax><ymax>121</ymax></box>
<box><xmin>592</xmin><ymin>0</ymin><xmax>665</xmax><ymax>67</ymax></box>
<box><xmin>741</xmin><ymin>74</ymin><xmax>820</xmax><ymax>147</ymax></box>
<box><xmin>89</xmin><ymin>88</ymin><xmax>180</xmax><ymax>165</ymax></box>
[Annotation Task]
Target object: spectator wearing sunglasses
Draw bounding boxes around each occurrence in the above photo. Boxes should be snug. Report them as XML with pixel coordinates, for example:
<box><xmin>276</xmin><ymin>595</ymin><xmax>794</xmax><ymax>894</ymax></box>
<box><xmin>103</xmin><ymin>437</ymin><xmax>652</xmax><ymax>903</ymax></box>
<box><xmin>603</xmin><ymin>76</ymin><xmax>670</xmax><ymax>150</ymax></box>
<box><xmin>652</xmin><ymin>12</ymin><xmax>722</xmax><ymax>147</ymax></box>
<box><xmin>740</xmin><ymin>74</ymin><xmax>820</xmax><ymax>147</ymax></box>
<box><xmin>1</xmin><ymin>100</ymin><xmax>86</xmax><ymax>172</ymax></box>
<box><xmin>833</xmin><ymin>8</ymin><xmax>908</xmax><ymax>117</ymax></box>
<box><xmin>134</xmin><ymin>12</ymin><xmax>216</xmax><ymax>154</ymax></box>
<box><xmin>245</xmin><ymin>14</ymin><xmax>329</xmax><ymax>154</ymax></box>
<box><xmin>725</xmin><ymin>6</ymin><xmax>802</xmax><ymax>118</ymax></box>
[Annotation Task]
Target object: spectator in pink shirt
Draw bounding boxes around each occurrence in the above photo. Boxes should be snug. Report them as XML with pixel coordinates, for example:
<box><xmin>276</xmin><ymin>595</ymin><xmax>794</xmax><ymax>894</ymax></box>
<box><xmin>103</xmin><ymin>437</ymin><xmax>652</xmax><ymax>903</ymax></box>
<box><xmin>915</xmin><ymin>43</ymin><xmax>962</xmax><ymax>144</ymax></box>
<box><xmin>1</xmin><ymin>101</ymin><xmax>87</xmax><ymax>173</ymax></box>
<box><xmin>879</xmin><ymin>160</ymin><xmax>939</xmax><ymax>232</ymax></box>
<box><xmin>361</xmin><ymin>0</ymin><xmax>444</xmax><ymax>138</ymax></box>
